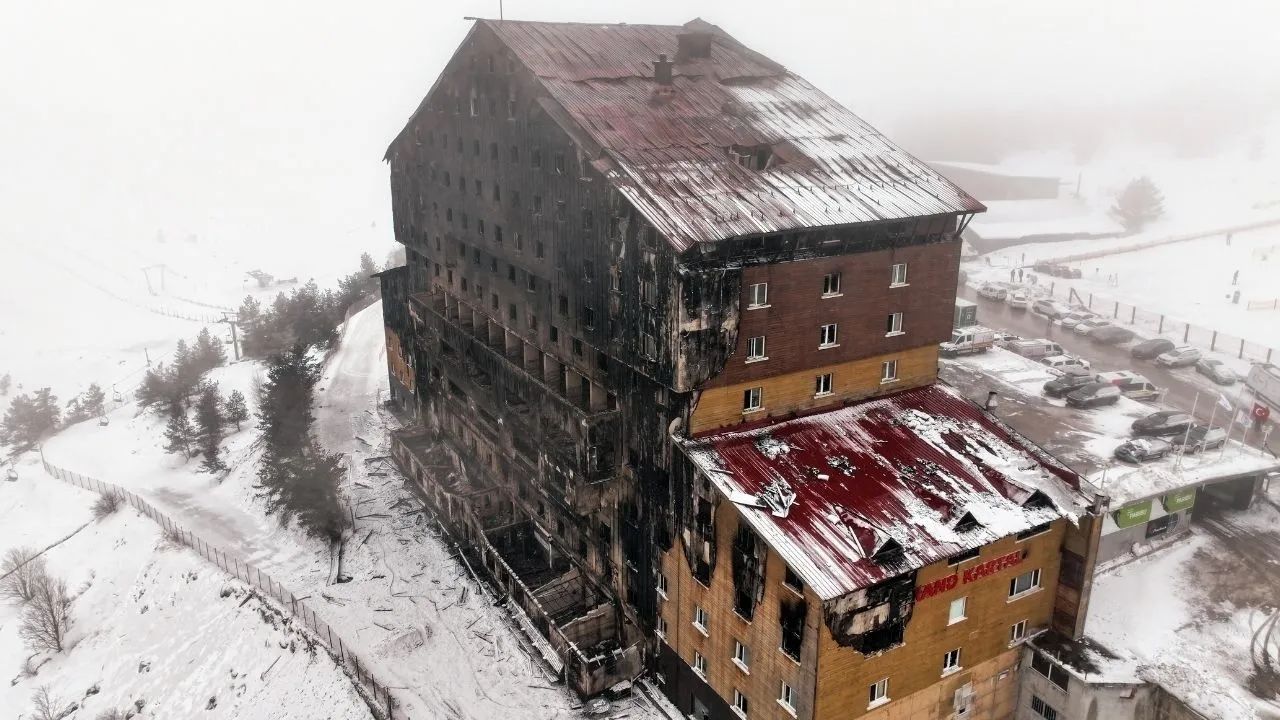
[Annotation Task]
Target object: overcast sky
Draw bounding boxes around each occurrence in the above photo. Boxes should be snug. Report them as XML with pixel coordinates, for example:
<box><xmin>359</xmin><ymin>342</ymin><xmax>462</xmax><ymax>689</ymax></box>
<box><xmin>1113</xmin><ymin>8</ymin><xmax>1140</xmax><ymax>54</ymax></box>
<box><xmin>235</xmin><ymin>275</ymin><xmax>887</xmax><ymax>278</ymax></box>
<box><xmin>3</xmin><ymin>0</ymin><xmax>1278</xmax><ymax>269</ymax></box>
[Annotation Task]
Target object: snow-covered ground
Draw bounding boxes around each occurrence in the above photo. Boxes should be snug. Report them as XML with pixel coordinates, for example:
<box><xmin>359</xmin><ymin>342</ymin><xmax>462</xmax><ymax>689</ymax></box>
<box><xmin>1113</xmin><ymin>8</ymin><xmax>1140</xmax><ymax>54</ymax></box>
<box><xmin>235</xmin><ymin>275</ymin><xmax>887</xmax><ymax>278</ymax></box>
<box><xmin>19</xmin><ymin>302</ymin><xmax>671</xmax><ymax>720</ymax></box>
<box><xmin>1086</xmin><ymin>495</ymin><xmax>1280</xmax><ymax>719</ymax></box>
<box><xmin>0</xmin><ymin>467</ymin><xmax>375</xmax><ymax>720</ymax></box>
<box><xmin>967</xmin><ymin>223</ymin><xmax>1280</xmax><ymax>350</ymax></box>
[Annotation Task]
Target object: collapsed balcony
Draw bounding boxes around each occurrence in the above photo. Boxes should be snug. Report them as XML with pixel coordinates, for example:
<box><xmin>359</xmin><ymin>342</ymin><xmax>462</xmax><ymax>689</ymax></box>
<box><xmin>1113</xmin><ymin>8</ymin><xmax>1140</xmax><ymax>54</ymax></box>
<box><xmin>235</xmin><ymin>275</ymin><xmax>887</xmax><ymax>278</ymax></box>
<box><xmin>391</xmin><ymin>429</ymin><xmax>643</xmax><ymax>698</ymax></box>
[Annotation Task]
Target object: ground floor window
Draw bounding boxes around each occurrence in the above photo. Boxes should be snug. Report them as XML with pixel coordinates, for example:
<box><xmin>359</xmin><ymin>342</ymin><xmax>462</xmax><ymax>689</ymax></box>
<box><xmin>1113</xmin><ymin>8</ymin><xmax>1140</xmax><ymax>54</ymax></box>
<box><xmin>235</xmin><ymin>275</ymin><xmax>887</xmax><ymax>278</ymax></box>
<box><xmin>1145</xmin><ymin>512</ymin><xmax>1178</xmax><ymax>538</ymax></box>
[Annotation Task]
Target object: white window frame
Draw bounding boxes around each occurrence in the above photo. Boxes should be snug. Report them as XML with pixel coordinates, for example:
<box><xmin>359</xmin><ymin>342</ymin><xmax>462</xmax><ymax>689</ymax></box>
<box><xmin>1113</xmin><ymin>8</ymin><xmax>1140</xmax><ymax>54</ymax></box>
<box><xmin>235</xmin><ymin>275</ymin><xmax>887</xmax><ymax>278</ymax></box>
<box><xmin>1009</xmin><ymin>568</ymin><xmax>1042</xmax><ymax>600</ymax></box>
<box><xmin>733</xmin><ymin>639</ymin><xmax>751</xmax><ymax>673</ymax></box>
<box><xmin>733</xmin><ymin>689</ymin><xmax>749</xmax><ymax>719</ymax></box>
<box><xmin>815</xmin><ymin>372</ymin><xmax>833</xmax><ymax>397</ymax></box>
<box><xmin>1010</xmin><ymin>619</ymin><xmax>1028</xmax><ymax>645</ymax></box>
<box><xmin>778</xmin><ymin>682</ymin><xmax>796</xmax><ymax>716</ymax></box>
<box><xmin>746</xmin><ymin>335</ymin><xmax>767</xmax><ymax>362</ymax></box>
<box><xmin>693</xmin><ymin>651</ymin><xmax>707</xmax><ymax>678</ymax></box>
<box><xmin>656</xmin><ymin>572</ymin><xmax>668</xmax><ymax>599</ymax></box>
<box><xmin>748</xmin><ymin>282</ymin><xmax>769</xmax><ymax>309</ymax></box>
<box><xmin>743</xmin><ymin>387</ymin><xmax>763</xmax><ymax>414</ymax></box>
<box><xmin>891</xmin><ymin>262</ymin><xmax>908</xmax><ymax>287</ymax></box>
<box><xmin>881</xmin><ymin>359</ymin><xmax>899</xmax><ymax>383</ymax></box>
<box><xmin>868</xmin><ymin>677</ymin><xmax>890</xmax><ymax>709</ymax></box>
<box><xmin>942</xmin><ymin>647</ymin><xmax>962</xmax><ymax>676</ymax></box>
<box><xmin>822</xmin><ymin>272</ymin><xmax>842</xmax><ymax>297</ymax></box>
<box><xmin>886</xmin><ymin>311</ymin><xmax>904</xmax><ymax>336</ymax></box>
<box><xmin>819</xmin><ymin>323</ymin><xmax>839</xmax><ymax>348</ymax></box>
<box><xmin>948</xmin><ymin>596</ymin><xmax>967</xmax><ymax>625</ymax></box>
<box><xmin>694</xmin><ymin>605</ymin><xmax>710</xmax><ymax>636</ymax></box>
<box><xmin>656</xmin><ymin>615</ymin><xmax>668</xmax><ymax>639</ymax></box>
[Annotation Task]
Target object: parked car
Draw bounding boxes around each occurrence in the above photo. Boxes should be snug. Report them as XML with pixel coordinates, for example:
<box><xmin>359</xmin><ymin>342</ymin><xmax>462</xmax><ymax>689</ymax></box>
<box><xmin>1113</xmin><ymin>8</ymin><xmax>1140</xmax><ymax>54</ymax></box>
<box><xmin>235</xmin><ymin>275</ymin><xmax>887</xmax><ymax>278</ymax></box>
<box><xmin>1156</xmin><ymin>345</ymin><xmax>1202</xmax><ymax>368</ymax></box>
<box><xmin>1059</xmin><ymin>311</ymin><xmax>1097</xmax><ymax>330</ymax></box>
<box><xmin>1131</xmin><ymin>410</ymin><xmax>1194</xmax><ymax>437</ymax></box>
<box><xmin>1074</xmin><ymin>319</ymin><xmax>1112</xmax><ymax>335</ymax></box>
<box><xmin>1131</xmin><ymin>338</ymin><xmax>1176</xmax><ymax>360</ymax></box>
<box><xmin>1066</xmin><ymin>382</ymin><xmax>1122</xmax><ymax>408</ymax></box>
<box><xmin>1007</xmin><ymin>339</ymin><xmax>1066</xmax><ymax>360</ymax></box>
<box><xmin>1043</xmin><ymin>368</ymin><xmax>1096</xmax><ymax>398</ymax></box>
<box><xmin>1040</xmin><ymin>354</ymin><xmax>1092</xmax><ymax>376</ymax></box>
<box><xmin>993</xmin><ymin>331</ymin><xmax>1021</xmax><ymax>349</ymax></box>
<box><xmin>1193</xmin><ymin>358</ymin><xmax>1238</xmax><ymax>385</ymax></box>
<box><xmin>1179</xmin><ymin>425</ymin><xmax>1228</xmax><ymax>454</ymax></box>
<box><xmin>1032</xmin><ymin>299</ymin><xmax>1071</xmax><ymax>320</ymax></box>
<box><xmin>978</xmin><ymin>283</ymin><xmax>1008</xmax><ymax>301</ymax></box>
<box><xmin>1114</xmin><ymin>438</ymin><xmax>1172</xmax><ymax>463</ymax></box>
<box><xmin>1006</xmin><ymin>291</ymin><xmax>1030</xmax><ymax>310</ymax></box>
<box><xmin>1095</xmin><ymin>371</ymin><xmax>1162</xmax><ymax>400</ymax></box>
<box><xmin>1091</xmin><ymin>326</ymin><xmax>1137</xmax><ymax>345</ymax></box>
<box><xmin>1247</xmin><ymin>363</ymin><xmax>1280</xmax><ymax>409</ymax></box>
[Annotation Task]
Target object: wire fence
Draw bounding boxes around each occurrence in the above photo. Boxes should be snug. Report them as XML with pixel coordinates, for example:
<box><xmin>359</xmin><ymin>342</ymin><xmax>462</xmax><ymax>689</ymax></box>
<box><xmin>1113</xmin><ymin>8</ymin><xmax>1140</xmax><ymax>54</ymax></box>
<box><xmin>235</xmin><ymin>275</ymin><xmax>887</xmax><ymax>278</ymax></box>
<box><xmin>40</xmin><ymin>459</ymin><xmax>408</xmax><ymax>720</ymax></box>
<box><xmin>1042</xmin><ymin>283</ymin><xmax>1280</xmax><ymax>364</ymax></box>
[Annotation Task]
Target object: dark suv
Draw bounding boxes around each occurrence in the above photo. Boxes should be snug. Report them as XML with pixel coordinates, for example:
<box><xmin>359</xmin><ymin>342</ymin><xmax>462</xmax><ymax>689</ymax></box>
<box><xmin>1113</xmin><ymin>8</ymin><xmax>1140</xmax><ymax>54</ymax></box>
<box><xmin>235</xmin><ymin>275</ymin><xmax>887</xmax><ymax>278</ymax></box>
<box><xmin>1131</xmin><ymin>410</ymin><xmax>1194</xmax><ymax>437</ymax></box>
<box><xmin>1066</xmin><ymin>382</ymin><xmax>1122</xmax><ymax>408</ymax></box>
<box><xmin>1044</xmin><ymin>368</ymin><xmax>1095</xmax><ymax>398</ymax></box>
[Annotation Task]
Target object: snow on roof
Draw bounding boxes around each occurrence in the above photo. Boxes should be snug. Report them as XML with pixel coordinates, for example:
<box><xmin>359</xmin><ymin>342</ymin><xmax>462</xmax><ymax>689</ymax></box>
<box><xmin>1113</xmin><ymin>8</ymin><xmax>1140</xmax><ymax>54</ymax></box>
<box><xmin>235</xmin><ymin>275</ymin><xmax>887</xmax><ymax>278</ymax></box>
<box><xmin>1090</xmin><ymin>444</ymin><xmax>1280</xmax><ymax>507</ymax></box>
<box><xmin>967</xmin><ymin>198</ymin><xmax>1123</xmax><ymax>241</ymax></box>
<box><xmin>473</xmin><ymin>19</ymin><xmax>984</xmax><ymax>251</ymax></box>
<box><xmin>681</xmin><ymin>383</ymin><xmax>1089</xmax><ymax>600</ymax></box>
<box><xmin>929</xmin><ymin>160</ymin><xmax>1060</xmax><ymax>181</ymax></box>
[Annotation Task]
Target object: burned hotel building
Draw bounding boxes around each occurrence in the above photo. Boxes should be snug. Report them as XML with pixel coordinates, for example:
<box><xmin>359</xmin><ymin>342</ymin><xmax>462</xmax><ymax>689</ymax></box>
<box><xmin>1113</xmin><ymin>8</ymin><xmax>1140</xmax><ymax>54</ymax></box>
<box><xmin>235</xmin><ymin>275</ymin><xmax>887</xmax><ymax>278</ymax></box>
<box><xmin>380</xmin><ymin>18</ymin><xmax>1099</xmax><ymax>719</ymax></box>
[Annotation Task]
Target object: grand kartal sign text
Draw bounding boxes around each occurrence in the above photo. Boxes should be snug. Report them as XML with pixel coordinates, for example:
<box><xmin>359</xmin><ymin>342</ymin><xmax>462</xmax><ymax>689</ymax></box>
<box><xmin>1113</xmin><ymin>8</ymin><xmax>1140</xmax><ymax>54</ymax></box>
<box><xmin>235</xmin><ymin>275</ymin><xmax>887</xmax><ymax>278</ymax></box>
<box><xmin>914</xmin><ymin>550</ymin><xmax>1024</xmax><ymax>602</ymax></box>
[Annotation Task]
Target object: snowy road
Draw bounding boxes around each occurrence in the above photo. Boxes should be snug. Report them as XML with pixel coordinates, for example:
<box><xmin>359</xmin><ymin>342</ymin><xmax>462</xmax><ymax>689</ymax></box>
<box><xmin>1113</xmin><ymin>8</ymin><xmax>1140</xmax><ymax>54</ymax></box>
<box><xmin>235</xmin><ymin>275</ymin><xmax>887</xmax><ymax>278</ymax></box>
<box><xmin>316</xmin><ymin>299</ymin><xmax>389</xmax><ymax>454</ymax></box>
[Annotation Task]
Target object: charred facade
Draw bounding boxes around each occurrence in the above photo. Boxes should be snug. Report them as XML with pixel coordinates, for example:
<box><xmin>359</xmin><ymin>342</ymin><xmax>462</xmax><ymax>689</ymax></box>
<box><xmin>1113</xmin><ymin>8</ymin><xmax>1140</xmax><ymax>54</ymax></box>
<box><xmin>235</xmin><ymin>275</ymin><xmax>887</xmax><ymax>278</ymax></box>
<box><xmin>377</xmin><ymin>17</ymin><xmax>1097</xmax><ymax>718</ymax></box>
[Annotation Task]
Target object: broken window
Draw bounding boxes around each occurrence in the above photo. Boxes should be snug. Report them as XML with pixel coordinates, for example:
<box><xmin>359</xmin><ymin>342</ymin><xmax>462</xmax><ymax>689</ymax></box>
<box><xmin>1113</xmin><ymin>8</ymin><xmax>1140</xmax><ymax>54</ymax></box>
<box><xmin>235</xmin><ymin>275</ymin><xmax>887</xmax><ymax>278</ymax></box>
<box><xmin>1009</xmin><ymin>569</ymin><xmax>1041</xmax><ymax>598</ymax></box>
<box><xmin>558</xmin><ymin>295</ymin><xmax>569</xmax><ymax>315</ymax></box>
<box><xmin>494</xmin><ymin>225</ymin><xmax>503</xmax><ymax>244</ymax></box>
<box><xmin>747</xmin><ymin>282</ymin><xmax>768</xmax><ymax>308</ymax></box>
<box><xmin>572</xmin><ymin>338</ymin><xmax>583</xmax><ymax>356</ymax></box>
<box><xmin>820</xmin><ymin>323</ymin><xmax>838</xmax><ymax>348</ymax></box>
<box><xmin>815</xmin><ymin>373</ymin><xmax>833</xmax><ymax>396</ymax></box>
<box><xmin>886</xmin><ymin>312</ymin><xmax>904</xmax><ymax>335</ymax></box>
<box><xmin>549</xmin><ymin>325</ymin><xmax>559</xmax><ymax>342</ymax></box>
<box><xmin>493</xmin><ymin>184</ymin><xmax>501</xmax><ymax>202</ymax></box>
<box><xmin>742</xmin><ymin>387</ymin><xmax>763</xmax><ymax>413</ymax></box>
<box><xmin>729</xmin><ymin>143</ymin><xmax>774</xmax><ymax>170</ymax></box>
<box><xmin>533</xmin><ymin>195</ymin><xmax>542</xmax><ymax>213</ymax></box>
<box><xmin>641</xmin><ymin>331</ymin><xmax>657</xmax><ymax>359</ymax></box>
<box><xmin>822</xmin><ymin>272</ymin><xmax>841</xmax><ymax>296</ymax></box>
<box><xmin>583</xmin><ymin>306</ymin><xmax>595</xmax><ymax>328</ymax></box>
<box><xmin>731</xmin><ymin>525</ymin><xmax>764</xmax><ymax>620</ymax></box>
<box><xmin>783</xmin><ymin>566</ymin><xmax>803</xmax><ymax>594</ymax></box>
<box><xmin>554</xmin><ymin>152</ymin><xmax>565</xmax><ymax>174</ymax></box>
<box><xmin>891</xmin><ymin>262</ymin><xmax>908</xmax><ymax>286</ymax></box>
<box><xmin>780</xmin><ymin>596</ymin><xmax>805</xmax><ymax>660</ymax></box>
<box><xmin>881</xmin><ymin>360</ymin><xmax>898</xmax><ymax>383</ymax></box>
<box><xmin>531</xmin><ymin>148</ymin><xmax>542</xmax><ymax>168</ymax></box>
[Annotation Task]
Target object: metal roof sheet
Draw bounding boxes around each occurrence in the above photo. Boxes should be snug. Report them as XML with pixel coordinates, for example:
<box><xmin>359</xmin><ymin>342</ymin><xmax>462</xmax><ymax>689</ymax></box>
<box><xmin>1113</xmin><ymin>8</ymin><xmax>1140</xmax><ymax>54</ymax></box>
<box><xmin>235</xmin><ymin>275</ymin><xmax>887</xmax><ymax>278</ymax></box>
<box><xmin>681</xmin><ymin>383</ymin><xmax>1087</xmax><ymax>601</ymax></box>
<box><xmin>484</xmin><ymin>19</ymin><xmax>984</xmax><ymax>251</ymax></box>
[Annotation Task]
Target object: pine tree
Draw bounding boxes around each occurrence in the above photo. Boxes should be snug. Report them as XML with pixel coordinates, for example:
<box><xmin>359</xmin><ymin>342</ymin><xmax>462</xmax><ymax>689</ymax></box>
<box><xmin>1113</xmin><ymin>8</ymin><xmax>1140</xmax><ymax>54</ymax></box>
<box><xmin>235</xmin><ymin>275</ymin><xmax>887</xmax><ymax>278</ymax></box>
<box><xmin>1</xmin><ymin>389</ymin><xmax>60</xmax><ymax>449</ymax></box>
<box><xmin>194</xmin><ymin>384</ymin><xmax>226</xmax><ymax>474</ymax></box>
<box><xmin>1111</xmin><ymin>176</ymin><xmax>1165</xmax><ymax>232</ymax></box>
<box><xmin>192</xmin><ymin>328</ymin><xmax>227</xmax><ymax>374</ymax></box>
<box><xmin>255</xmin><ymin>345</ymin><xmax>345</xmax><ymax>538</ymax></box>
<box><xmin>163</xmin><ymin>401</ymin><xmax>196</xmax><ymax>459</ymax></box>
<box><xmin>172</xmin><ymin>339</ymin><xmax>201</xmax><ymax>394</ymax></box>
<box><xmin>359</xmin><ymin>252</ymin><xmax>378</xmax><ymax>280</ymax></box>
<box><xmin>0</xmin><ymin>373</ymin><xmax>11</xmax><ymax>395</ymax></box>
<box><xmin>80</xmin><ymin>384</ymin><xmax>106</xmax><ymax>418</ymax></box>
<box><xmin>223</xmin><ymin>390</ymin><xmax>249</xmax><ymax>431</ymax></box>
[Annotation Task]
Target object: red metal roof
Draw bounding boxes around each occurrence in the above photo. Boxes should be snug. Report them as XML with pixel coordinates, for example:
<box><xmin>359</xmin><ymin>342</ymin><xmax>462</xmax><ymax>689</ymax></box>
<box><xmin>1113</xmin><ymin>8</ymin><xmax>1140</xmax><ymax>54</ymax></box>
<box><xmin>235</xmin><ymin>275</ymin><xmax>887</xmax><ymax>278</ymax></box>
<box><xmin>484</xmin><ymin>19</ymin><xmax>985</xmax><ymax>252</ymax></box>
<box><xmin>681</xmin><ymin>383</ymin><xmax>1086</xmax><ymax>600</ymax></box>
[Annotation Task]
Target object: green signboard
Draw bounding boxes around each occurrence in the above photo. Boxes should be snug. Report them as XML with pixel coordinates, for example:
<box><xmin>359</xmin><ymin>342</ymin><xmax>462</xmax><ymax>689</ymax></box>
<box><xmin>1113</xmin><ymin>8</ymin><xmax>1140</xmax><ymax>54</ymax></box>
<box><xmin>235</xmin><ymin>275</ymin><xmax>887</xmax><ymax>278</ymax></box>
<box><xmin>1162</xmin><ymin>488</ymin><xmax>1197</xmax><ymax>513</ymax></box>
<box><xmin>1113</xmin><ymin>500</ymin><xmax>1153</xmax><ymax>529</ymax></box>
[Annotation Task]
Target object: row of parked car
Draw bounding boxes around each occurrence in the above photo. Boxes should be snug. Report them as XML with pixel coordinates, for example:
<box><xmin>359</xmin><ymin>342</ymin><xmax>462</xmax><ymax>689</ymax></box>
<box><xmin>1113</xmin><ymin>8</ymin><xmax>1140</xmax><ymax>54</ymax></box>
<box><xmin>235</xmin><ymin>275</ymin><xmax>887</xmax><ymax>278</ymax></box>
<box><xmin>1114</xmin><ymin>409</ymin><xmax>1229</xmax><ymax>463</ymax></box>
<box><xmin>1130</xmin><ymin>337</ymin><xmax>1239</xmax><ymax>384</ymax></box>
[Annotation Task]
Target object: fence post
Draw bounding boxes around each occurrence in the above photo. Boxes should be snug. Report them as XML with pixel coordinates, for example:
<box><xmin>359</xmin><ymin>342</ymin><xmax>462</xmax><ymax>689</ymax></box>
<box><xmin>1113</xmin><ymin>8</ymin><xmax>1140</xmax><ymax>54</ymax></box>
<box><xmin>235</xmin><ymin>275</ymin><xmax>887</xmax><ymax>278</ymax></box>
<box><xmin>1211</xmin><ymin>331</ymin><xmax>1217</xmax><ymax>351</ymax></box>
<box><xmin>1088</xmin><ymin>293</ymin><xmax>1093</xmax><ymax>309</ymax></box>
<box><xmin>1269</xmin><ymin>348</ymin><xmax>1274</xmax><ymax>364</ymax></box>
<box><xmin>1158</xmin><ymin>315</ymin><xmax>1165</xmax><ymax>334</ymax></box>
<box><xmin>1130</xmin><ymin>306</ymin><xmax>1136</xmax><ymax>324</ymax></box>
<box><xmin>1184</xmin><ymin>325</ymin><xmax>1190</xmax><ymax>343</ymax></box>
<box><xmin>1113</xmin><ymin>301</ymin><xmax>1119</xmax><ymax>319</ymax></box>
<box><xmin>1241</xmin><ymin>339</ymin><xmax>1246</xmax><ymax>359</ymax></box>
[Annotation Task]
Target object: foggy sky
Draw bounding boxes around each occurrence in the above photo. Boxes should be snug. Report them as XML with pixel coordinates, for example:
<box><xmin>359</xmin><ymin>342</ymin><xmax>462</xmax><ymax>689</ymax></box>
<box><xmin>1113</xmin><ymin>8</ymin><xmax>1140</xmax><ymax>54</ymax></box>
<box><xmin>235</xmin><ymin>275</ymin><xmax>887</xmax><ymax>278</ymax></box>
<box><xmin>3</xmin><ymin>0</ymin><xmax>1279</xmax><ymax>264</ymax></box>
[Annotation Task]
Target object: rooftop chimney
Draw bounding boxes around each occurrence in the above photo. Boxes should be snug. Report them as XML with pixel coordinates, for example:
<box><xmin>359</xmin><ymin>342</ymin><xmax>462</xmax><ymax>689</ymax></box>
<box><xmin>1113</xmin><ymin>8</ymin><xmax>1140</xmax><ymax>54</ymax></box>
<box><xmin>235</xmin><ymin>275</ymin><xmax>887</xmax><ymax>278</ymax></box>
<box><xmin>654</xmin><ymin>54</ymin><xmax>673</xmax><ymax>85</ymax></box>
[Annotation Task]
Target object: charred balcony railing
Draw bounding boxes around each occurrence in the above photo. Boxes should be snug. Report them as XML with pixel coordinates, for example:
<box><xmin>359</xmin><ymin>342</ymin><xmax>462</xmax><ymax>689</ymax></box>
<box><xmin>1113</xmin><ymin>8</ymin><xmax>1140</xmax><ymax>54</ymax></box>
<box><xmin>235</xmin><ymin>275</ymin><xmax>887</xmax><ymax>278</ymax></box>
<box><xmin>409</xmin><ymin>291</ymin><xmax>619</xmax><ymax>484</ymax></box>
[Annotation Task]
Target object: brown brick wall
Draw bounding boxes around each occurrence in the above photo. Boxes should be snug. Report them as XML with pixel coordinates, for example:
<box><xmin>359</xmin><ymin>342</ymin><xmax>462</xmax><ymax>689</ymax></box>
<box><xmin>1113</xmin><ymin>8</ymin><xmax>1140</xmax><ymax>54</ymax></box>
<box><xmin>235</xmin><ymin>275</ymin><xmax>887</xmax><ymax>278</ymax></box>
<box><xmin>813</xmin><ymin>523</ymin><xmax>1066</xmax><ymax>720</ymax></box>
<box><xmin>688</xmin><ymin>345</ymin><xmax>938</xmax><ymax>436</ymax></box>
<box><xmin>707</xmin><ymin>240</ymin><xmax>961</xmax><ymax>391</ymax></box>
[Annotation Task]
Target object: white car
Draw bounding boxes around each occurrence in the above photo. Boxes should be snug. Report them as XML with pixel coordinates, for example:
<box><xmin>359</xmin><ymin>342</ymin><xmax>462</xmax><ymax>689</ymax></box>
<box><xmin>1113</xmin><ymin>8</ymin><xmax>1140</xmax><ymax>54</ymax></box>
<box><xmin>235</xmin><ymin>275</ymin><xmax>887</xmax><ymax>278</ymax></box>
<box><xmin>1156</xmin><ymin>346</ymin><xmax>1202</xmax><ymax>368</ymax></box>
<box><xmin>1074</xmin><ymin>319</ymin><xmax>1112</xmax><ymax>336</ymax></box>
<box><xmin>1059</xmin><ymin>311</ymin><xmax>1097</xmax><ymax>330</ymax></box>
<box><xmin>1040</xmin><ymin>354</ymin><xmax>1092</xmax><ymax>376</ymax></box>
<box><xmin>1006</xmin><ymin>291</ymin><xmax>1030</xmax><ymax>310</ymax></box>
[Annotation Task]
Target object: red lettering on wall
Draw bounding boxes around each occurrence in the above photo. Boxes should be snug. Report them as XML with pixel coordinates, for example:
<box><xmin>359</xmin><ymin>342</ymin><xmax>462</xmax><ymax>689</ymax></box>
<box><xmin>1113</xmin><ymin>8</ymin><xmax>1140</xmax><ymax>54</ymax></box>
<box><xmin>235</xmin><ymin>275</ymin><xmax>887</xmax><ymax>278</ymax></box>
<box><xmin>917</xmin><ymin>551</ymin><xmax>1023</xmax><ymax>602</ymax></box>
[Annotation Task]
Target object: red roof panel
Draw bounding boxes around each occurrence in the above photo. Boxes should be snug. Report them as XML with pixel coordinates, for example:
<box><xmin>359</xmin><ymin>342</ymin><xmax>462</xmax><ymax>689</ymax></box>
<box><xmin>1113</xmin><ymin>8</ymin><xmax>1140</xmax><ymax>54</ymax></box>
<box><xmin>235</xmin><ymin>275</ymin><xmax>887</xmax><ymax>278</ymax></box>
<box><xmin>681</xmin><ymin>383</ymin><xmax>1086</xmax><ymax>600</ymax></box>
<box><xmin>484</xmin><ymin>19</ymin><xmax>984</xmax><ymax>251</ymax></box>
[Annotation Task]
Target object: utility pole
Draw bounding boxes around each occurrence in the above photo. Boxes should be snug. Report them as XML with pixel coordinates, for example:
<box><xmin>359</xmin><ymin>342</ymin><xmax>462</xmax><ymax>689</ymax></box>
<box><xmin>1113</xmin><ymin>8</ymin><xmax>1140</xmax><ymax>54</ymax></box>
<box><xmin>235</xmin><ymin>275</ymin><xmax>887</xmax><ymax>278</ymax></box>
<box><xmin>220</xmin><ymin>312</ymin><xmax>242</xmax><ymax>361</ymax></box>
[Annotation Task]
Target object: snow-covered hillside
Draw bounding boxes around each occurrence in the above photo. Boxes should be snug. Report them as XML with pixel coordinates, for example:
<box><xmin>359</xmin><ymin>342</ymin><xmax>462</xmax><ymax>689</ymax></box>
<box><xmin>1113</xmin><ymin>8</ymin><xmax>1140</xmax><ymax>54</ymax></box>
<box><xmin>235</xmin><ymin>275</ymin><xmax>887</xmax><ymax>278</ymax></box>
<box><xmin>0</xmin><ymin>467</ymin><xmax>375</xmax><ymax>720</ymax></box>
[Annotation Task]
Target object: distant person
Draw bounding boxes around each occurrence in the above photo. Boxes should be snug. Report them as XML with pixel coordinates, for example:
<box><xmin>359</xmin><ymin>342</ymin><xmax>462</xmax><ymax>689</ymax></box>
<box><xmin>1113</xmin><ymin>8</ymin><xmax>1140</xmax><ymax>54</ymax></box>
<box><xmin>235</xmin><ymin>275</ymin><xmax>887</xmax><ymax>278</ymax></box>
<box><xmin>1226</xmin><ymin>233</ymin><xmax>1233</xmax><ymax>246</ymax></box>
<box><xmin>1232</xmin><ymin>269</ymin><xmax>1239</xmax><ymax>285</ymax></box>
<box><xmin>1010</xmin><ymin>268</ymin><xmax>1016</xmax><ymax>282</ymax></box>
<box><xmin>1017</xmin><ymin>268</ymin><xmax>1024</xmax><ymax>282</ymax></box>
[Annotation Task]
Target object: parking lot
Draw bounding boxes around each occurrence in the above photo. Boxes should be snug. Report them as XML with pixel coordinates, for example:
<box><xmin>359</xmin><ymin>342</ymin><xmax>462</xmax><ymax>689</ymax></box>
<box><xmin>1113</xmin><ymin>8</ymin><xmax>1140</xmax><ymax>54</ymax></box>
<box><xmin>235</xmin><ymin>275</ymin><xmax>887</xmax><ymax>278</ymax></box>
<box><xmin>958</xmin><ymin>283</ymin><xmax>1276</xmax><ymax>455</ymax></box>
